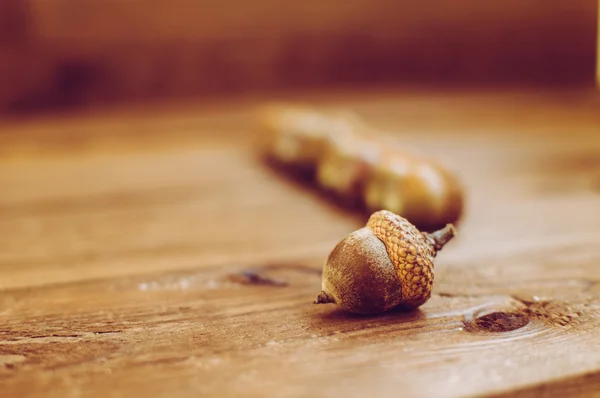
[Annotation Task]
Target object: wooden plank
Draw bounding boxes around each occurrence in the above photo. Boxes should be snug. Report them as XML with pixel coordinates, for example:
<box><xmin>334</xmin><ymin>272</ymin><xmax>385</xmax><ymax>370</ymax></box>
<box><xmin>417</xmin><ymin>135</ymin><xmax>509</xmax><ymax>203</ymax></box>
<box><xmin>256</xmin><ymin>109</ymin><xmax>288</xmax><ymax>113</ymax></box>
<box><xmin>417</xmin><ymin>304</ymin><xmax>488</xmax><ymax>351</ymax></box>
<box><xmin>0</xmin><ymin>89</ymin><xmax>600</xmax><ymax>397</ymax></box>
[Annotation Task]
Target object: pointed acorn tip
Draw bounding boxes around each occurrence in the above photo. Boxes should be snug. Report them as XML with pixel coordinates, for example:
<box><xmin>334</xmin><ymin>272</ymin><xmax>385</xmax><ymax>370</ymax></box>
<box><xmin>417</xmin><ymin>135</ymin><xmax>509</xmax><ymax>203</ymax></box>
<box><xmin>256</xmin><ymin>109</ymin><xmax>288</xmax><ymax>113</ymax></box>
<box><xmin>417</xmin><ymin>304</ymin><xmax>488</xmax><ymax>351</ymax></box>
<box><xmin>314</xmin><ymin>291</ymin><xmax>335</xmax><ymax>304</ymax></box>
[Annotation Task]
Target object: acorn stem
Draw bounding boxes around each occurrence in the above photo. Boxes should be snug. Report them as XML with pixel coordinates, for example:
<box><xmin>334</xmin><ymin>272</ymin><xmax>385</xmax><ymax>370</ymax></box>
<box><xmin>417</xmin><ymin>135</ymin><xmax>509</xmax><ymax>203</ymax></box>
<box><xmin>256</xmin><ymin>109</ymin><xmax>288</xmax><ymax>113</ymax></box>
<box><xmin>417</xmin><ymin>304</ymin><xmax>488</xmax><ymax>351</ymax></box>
<box><xmin>428</xmin><ymin>224</ymin><xmax>456</xmax><ymax>252</ymax></box>
<box><xmin>314</xmin><ymin>291</ymin><xmax>335</xmax><ymax>304</ymax></box>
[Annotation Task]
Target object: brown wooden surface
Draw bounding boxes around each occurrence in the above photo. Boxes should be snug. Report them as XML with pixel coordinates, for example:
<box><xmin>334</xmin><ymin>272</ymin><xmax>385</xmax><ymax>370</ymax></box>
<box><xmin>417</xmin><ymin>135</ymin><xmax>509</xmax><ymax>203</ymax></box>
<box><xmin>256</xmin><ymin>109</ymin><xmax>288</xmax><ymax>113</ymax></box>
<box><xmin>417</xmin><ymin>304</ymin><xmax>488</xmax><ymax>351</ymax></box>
<box><xmin>1</xmin><ymin>88</ymin><xmax>600</xmax><ymax>397</ymax></box>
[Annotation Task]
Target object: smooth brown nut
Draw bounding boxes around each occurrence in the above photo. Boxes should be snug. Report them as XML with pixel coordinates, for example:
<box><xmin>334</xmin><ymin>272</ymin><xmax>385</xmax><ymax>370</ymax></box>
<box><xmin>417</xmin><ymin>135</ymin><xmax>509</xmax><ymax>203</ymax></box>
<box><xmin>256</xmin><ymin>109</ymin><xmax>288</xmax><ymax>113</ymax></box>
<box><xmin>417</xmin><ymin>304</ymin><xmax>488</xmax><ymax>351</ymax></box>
<box><xmin>257</xmin><ymin>104</ymin><xmax>364</xmax><ymax>172</ymax></box>
<box><xmin>363</xmin><ymin>151</ymin><xmax>464</xmax><ymax>230</ymax></box>
<box><xmin>316</xmin><ymin>133</ymin><xmax>381</xmax><ymax>206</ymax></box>
<box><xmin>256</xmin><ymin>104</ymin><xmax>465</xmax><ymax>229</ymax></box>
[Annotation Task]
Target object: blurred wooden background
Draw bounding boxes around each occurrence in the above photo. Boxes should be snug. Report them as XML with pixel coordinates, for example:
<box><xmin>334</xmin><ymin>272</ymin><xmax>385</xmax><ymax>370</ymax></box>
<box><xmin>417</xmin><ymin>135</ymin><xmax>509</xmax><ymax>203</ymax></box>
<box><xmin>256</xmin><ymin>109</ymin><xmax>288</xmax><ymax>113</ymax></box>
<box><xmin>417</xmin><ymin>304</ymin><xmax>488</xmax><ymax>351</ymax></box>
<box><xmin>0</xmin><ymin>0</ymin><xmax>597</xmax><ymax>113</ymax></box>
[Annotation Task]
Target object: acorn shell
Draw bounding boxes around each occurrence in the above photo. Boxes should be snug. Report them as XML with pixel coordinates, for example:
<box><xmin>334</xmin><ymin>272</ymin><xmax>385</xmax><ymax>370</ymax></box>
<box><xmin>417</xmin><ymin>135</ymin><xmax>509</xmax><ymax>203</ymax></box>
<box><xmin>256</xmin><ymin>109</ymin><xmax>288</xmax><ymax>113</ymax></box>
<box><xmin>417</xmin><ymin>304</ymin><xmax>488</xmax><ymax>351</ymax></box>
<box><xmin>363</xmin><ymin>152</ymin><xmax>464</xmax><ymax>231</ymax></box>
<box><xmin>320</xmin><ymin>227</ymin><xmax>404</xmax><ymax>314</ymax></box>
<box><xmin>316</xmin><ymin>134</ymin><xmax>381</xmax><ymax>207</ymax></box>
<box><xmin>257</xmin><ymin>105</ymin><xmax>330</xmax><ymax>171</ymax></box>
<box><xmin>257</xmin><ymin>105</ymin><xmax>365</xmax><ymax>173</ymax></box>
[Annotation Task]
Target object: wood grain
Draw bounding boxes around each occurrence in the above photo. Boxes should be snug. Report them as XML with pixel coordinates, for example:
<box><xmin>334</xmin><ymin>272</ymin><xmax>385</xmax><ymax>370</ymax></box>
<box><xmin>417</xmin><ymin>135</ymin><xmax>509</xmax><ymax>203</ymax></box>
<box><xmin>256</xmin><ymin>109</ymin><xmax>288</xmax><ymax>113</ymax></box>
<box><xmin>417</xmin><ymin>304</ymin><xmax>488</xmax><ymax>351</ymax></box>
<box><xmin>1</xmin><ymin>89</ymin><xmax>600</xmax><ymax>397</ymax></box>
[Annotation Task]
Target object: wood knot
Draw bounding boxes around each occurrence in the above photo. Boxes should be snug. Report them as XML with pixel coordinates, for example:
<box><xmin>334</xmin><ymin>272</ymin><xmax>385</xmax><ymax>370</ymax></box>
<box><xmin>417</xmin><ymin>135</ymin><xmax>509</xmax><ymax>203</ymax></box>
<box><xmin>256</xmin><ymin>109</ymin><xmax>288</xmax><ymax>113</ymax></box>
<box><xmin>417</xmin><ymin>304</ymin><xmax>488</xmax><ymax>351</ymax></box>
<box><xmin>464</xmin><ymin>311</ymin><xmax>530</xmax><ymax>333</ymax></box>
<box><xmin>227</xmin><ymin>269</ymin><xmax>288</xmax><ymax>287</ymax></box>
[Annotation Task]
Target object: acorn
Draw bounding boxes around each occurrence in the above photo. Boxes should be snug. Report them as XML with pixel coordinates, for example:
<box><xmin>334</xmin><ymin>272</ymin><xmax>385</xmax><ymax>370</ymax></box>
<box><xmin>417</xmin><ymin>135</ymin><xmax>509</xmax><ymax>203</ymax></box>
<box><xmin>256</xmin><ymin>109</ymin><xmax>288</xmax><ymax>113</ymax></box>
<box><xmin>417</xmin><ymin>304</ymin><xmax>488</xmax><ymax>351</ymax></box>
<box><xmin>316</xmin><ymin>132</ymin><xmax>381</xmax><ymax>207</ymax></box>
<box><xmin>256</xmin><ymin>104</ymin><xmax>365</xmax><ymax>174</ymax></box>
<box><xmin>256</xmin><ymin>104</ymin><xmax>466</xmax><ymax>230</ymax></box>
<box><xmin>314</xmin><ymin>209</ymin><xmax>456</xmax><ymax>314</ymax></box>
<box><xmin>363</xmin><ymin>151</ymin><xmax>464</xmax><ymax>231</ymax></box>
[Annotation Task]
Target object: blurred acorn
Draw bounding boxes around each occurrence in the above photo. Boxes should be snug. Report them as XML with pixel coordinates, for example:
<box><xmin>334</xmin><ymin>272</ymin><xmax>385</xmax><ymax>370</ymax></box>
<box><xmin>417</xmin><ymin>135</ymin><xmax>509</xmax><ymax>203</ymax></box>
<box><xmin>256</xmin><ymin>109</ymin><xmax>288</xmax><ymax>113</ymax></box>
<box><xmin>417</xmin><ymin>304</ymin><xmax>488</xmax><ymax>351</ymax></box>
<box><xmin>256</xmin><ymin>104</ymin><xmax>465</xmax><ymax>229</ymax></box>
<box><xmin>316</xmin><ymin>132</ymin><xmax>381</xmax><ymax>207</ymax></box>
<box><xmin>256</xmin><ymin>104</ymin><xmax>365</xmax><ymax>175</ymax></box>
<box><xmin>363</xmin><ymin>150</ymin><xmax>464</xmax><ymax>230</ymax></box>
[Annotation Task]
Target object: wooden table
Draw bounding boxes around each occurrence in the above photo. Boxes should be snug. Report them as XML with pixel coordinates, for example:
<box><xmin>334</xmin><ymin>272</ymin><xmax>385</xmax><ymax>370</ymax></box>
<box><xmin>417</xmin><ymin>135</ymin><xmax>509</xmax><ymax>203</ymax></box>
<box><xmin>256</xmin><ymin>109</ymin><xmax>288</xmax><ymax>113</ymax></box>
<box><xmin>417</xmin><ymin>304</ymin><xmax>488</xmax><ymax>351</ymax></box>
<box><xmin>1</xmin><ymin>88</ymin><xmax>600</xmax><ymax>397</ymax></box>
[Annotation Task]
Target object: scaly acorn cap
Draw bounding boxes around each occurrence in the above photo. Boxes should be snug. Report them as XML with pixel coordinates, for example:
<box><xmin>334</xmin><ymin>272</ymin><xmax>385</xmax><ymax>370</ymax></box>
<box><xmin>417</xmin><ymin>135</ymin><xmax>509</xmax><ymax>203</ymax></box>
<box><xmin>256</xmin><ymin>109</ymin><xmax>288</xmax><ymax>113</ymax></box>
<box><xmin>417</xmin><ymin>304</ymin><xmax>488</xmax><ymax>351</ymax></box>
<box><xmin>314</xmin><ymin>210</ymin><xmax>456</xmax><ymax>314</ymax></box>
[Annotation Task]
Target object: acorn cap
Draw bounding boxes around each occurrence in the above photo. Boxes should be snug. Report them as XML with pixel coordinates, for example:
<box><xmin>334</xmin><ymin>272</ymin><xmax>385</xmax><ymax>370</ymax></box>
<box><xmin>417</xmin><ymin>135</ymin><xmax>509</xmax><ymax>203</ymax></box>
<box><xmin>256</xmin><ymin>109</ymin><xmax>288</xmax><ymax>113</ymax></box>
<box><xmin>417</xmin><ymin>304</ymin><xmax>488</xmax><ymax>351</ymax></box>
<box><xmin>367</xmin><ymin>210</ymin><xmax>454</xmax><ymax>308</ymax></box>
<box><xmin>316</xmin><ymin>227</ymin><xmax>404</xmax><ymax>314</ymax></box>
